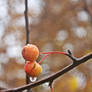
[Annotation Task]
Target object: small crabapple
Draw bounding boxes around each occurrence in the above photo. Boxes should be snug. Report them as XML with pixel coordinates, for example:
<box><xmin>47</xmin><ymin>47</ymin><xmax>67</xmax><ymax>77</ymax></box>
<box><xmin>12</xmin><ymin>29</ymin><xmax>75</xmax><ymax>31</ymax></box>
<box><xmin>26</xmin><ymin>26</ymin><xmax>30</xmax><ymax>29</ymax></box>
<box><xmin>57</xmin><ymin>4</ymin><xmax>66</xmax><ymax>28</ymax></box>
<box><xmin>22</xmin><ymin>44</ymin><xmax>39</xmax><ymax>61</ymax></box>
<box><xmin>24</xmin><ymin>61</ymin><xmax>42</xmax><ymax>77</ymax></box>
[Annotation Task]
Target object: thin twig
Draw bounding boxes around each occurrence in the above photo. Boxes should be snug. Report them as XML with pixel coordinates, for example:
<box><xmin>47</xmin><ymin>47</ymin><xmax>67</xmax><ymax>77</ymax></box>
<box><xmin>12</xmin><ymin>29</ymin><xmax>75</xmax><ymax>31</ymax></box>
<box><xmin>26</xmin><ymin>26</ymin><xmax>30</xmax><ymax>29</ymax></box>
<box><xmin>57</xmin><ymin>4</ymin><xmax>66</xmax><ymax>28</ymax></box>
<box><xmin>25</xmin><ymin>0</ymin><xmax>30</xmax><ymax>45</ymax></box>
<box><xmin>24</xmin><ymin>0</ymin><xmax>32</xmax><ymax>92</ymax></box>
<box><xmin>49</xmin><ymin>80</ymin><xmax>53</xmax><ymax>92</ymax></box>
<box><xmin>83</xmin><ymin>0</ymin><xmax>92</xmax><ymax>21</ymax></box>
<box><xmin>2</xmin><ymin>51</ymin><xmax>92</xmax><ymax>92</ymax></box>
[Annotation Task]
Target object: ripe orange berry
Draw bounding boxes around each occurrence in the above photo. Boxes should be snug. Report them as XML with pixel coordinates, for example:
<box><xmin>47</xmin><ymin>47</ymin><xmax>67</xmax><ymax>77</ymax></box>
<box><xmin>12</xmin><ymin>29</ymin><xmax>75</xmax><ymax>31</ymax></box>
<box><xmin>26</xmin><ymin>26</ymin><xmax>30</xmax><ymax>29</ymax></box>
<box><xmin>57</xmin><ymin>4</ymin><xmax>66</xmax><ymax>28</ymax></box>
<box><xmin>24</xmin><ymin>61</ymin><xmax>42</xmax><ymax>77</ymax></box>
<box><xmin>22</xmin><ymin>44</ymin><xmax>39</xmax><ymax>61</ymax></box>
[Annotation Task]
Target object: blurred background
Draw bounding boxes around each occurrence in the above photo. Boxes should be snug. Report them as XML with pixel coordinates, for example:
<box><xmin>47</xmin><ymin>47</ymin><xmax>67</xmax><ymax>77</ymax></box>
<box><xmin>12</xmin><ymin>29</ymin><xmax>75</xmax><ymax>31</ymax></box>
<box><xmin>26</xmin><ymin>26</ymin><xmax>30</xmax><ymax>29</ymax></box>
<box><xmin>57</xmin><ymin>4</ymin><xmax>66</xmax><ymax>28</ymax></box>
<box><xmin>0</xmin><ymin>0</ymin><xmax>92</xmax><ymax>92</ymax></box>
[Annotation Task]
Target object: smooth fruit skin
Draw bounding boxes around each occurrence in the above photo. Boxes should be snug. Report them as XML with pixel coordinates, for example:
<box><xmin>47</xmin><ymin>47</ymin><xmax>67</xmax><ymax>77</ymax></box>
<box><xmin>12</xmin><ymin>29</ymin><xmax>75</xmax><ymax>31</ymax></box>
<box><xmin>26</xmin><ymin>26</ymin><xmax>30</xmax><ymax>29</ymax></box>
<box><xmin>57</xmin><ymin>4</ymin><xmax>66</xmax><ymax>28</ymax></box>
<box><xmin>24</xmin><ymin>61</ymin><xmax>42</xmax><ymax>77</ymax></box>
<box><xmin>22</xmin><ymin>44</ymin><xmax>39</xmax><ymax>61</ymax></box>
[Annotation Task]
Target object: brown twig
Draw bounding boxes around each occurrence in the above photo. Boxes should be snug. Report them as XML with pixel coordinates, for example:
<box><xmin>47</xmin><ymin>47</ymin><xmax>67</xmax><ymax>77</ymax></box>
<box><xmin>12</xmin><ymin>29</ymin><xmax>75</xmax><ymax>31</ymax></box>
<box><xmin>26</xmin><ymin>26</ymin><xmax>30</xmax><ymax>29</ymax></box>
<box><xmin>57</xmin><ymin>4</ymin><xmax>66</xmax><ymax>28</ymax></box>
<box><xmin>2</xmin><ymin>50</ymin><xmax>92</xmax><ymax>92</ymax></box>
<box><xmin>25</xmin><ymin>0</ymin><xmax>30</xmax><ymax>45</ymax></box>
<box><xmin>49</xmin><ymin>80</ymin><xmax>53</xmax><ymax>92</ymax></box>
<box><xmin>24</xmin><ymin>0</ymin><xmax>30</xmax><ymax>84</ymax></box>
<box><xmin>24</xmin><ymin>0</ymin><xmax>32</xmax><ymax>92</ymax></box>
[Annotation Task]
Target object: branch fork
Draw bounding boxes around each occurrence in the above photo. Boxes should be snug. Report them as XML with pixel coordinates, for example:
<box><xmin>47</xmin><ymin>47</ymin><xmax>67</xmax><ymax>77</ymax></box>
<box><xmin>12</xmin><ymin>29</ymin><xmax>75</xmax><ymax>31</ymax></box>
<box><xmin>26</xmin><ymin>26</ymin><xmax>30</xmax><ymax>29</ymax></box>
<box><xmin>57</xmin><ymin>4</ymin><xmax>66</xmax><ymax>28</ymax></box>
<box><xmin>2</xmin><ymin>49</ymin><xmax>92</xmax><ymax>92</ymax></box>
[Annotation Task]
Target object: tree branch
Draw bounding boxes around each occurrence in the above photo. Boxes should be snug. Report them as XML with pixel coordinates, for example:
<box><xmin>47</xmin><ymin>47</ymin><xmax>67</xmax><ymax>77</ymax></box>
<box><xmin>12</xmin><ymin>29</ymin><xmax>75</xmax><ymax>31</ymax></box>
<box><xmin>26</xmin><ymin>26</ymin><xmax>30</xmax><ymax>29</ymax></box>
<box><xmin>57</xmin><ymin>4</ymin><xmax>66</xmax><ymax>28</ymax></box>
<box><xmin>2</xmin><ymin>50</ymin><xmax>92</xmax><ymax>92</ymax></box>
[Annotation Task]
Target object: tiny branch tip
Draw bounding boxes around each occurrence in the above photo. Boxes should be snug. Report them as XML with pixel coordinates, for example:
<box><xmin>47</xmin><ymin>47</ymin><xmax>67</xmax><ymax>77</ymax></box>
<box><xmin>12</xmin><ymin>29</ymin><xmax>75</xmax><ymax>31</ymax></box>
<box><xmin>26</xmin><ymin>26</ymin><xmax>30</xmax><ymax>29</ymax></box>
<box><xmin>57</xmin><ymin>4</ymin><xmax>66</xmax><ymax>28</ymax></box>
<box><xmin>50</xmin><ymin>84</ymin><xmax>53</xmax><ymax>92</ymax></box>
<box><xmin>67</xmin><ymin>50</ymin><xmax>72</xmax><ymax>55</ymax></box>
<box><xmin>50</xmin><ymin>86</ymin><xmax>53</xmax><ymax>92</ymax></box>
<box><xmin>49</xmin><ymin>81</ymin><xmax>53</xmax><ymax>92</ymax></box>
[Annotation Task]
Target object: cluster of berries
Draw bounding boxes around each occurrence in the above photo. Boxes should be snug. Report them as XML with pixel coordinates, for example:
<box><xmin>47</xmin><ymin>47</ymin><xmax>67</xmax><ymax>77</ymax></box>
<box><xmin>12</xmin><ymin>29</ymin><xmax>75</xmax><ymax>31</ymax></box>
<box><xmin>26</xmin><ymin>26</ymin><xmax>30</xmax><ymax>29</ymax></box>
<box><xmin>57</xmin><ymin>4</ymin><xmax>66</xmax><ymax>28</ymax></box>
<box><xmin>22</xmin><ymin>44</ymin><xmax>42</xmax><ymax>77</ymax></box>
<box><xmin>22</xmin><ymin>44</ymin><xmax>66</xmax><ymax>78</ymax></box>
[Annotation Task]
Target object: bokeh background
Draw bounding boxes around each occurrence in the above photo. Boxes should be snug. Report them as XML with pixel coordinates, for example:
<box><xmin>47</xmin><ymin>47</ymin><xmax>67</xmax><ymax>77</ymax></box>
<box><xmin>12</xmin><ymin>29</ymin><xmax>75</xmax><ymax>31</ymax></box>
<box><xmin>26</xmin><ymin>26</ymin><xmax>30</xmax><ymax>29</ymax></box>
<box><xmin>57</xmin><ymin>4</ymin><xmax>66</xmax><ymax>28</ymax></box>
<box><xmin>0</xmin><ymin>0</ymin><xmax>92</xmax><ymax>92</ymax></box>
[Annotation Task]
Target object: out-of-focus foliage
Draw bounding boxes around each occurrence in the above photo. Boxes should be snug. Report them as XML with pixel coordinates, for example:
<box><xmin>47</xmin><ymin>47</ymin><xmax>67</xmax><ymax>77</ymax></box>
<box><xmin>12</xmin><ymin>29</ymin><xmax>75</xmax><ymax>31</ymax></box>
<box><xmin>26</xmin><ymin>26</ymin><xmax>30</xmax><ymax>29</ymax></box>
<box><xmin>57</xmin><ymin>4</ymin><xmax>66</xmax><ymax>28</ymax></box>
<box><xmin>0</xmin><ymin>0</ymin><xmax>92</xmax><ymax>92</ymax></box>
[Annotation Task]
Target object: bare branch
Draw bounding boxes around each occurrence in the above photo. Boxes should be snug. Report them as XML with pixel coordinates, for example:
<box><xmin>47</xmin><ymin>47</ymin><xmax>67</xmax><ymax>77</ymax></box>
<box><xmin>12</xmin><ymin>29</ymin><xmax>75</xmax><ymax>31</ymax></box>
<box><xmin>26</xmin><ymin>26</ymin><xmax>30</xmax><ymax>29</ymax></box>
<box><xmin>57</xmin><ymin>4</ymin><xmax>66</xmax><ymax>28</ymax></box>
<box><xmin>24</xmin><ymin>0</ymin><xmax>32</xmax><ymax>92</ymax></box>
<box><xmin>2</xmin><ymin>51</ymin><xmax>92</xmax><ymax>92</ymax></box>
<box><xmin>24</xmin><ymin>0</ymin><xmax>30</xmax><ymax>45</ymax></box>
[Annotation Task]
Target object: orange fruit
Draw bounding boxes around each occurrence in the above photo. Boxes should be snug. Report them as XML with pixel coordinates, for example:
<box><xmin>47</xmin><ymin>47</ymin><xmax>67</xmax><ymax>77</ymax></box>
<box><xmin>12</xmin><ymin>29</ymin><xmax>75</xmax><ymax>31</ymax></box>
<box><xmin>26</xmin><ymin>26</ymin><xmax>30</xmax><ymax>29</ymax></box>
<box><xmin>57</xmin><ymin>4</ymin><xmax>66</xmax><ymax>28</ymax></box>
<box><xmin>22</xmin><ymin>44</ymin><xmax>39</xmax><ymax>61</ymax></box>
<box><xmin>24</xmin><ymin>61</ymin><xmax>42</xmax><ymax>77</ymax></box>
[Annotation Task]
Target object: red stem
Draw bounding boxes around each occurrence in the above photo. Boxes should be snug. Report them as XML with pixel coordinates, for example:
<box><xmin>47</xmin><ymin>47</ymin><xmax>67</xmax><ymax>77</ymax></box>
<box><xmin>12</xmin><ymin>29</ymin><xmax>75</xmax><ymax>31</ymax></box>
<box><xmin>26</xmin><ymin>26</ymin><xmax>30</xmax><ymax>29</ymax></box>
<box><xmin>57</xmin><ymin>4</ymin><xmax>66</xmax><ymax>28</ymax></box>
<box><xmin>39</xmin><ymin>51</ymin><xmax>66</xmax><ymax>64</ymax></box>
<box><xmin>40</xmin><ymin>51</ymin><xmax>66</xmax><ymax>55</ymax></box>
<box><xmin>38</xmin><ymin>54</ymin><xmax>49</xmax><ymax>64</ymax></box>
<box><xmin>50</xmin><ymin>85</ymin><xmax>53</xmax><ymax>92</ymax></box>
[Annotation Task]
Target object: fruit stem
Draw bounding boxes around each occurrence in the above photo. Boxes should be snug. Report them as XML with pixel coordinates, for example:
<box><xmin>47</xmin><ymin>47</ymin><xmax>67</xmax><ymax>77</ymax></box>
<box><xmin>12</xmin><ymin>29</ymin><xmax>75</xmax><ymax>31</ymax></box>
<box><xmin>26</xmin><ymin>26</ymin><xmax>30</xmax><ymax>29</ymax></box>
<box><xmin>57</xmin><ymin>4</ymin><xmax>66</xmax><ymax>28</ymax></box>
<box><xmin>50</xmin><ymin>85</ymin><xmax>53</xmax><ymax>92</ymax></box>
<box><xmin>40</xmin><ymin>51</ymin><xmax>66</xmax><ymax>55</ymax></box>
<box><xmin>39</xmin><ymin>51</ymin><xmax>66</xmax><ymax>64</ymax></box>
<box><xmin>38</xmin><ymin>54</ymin><xmax>49</xmax><ymax>64</ymax></box>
